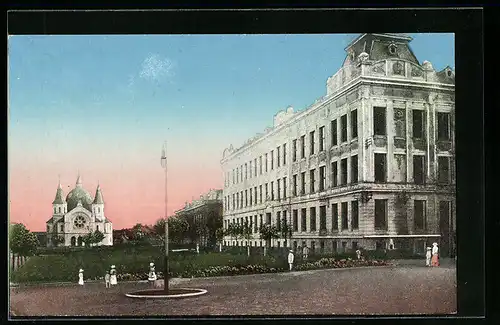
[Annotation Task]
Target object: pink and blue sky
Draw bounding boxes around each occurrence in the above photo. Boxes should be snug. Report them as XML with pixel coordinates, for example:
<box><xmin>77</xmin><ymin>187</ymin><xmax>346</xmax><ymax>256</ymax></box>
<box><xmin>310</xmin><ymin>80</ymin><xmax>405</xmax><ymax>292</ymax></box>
<box><xmin>8</xmin><ymin>33</ymin><xmax>454</xmax><ymax>231</ymax></box>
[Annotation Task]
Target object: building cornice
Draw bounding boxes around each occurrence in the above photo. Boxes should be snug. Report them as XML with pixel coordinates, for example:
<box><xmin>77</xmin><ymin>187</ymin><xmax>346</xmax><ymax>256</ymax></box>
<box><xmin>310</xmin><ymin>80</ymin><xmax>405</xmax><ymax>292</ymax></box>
<box><xmin>221</xmin><ymin>74</ymin><xmax>454</xmax><ymax>165</ymax></box>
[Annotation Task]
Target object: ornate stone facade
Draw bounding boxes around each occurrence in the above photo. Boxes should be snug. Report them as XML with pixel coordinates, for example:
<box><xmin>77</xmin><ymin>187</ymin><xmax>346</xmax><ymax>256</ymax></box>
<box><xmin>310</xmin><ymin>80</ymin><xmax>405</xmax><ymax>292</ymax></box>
<box><xmin>220</xmin><ymin>33</ymin><xmax>456</xmax><ymax>256</ymax></box>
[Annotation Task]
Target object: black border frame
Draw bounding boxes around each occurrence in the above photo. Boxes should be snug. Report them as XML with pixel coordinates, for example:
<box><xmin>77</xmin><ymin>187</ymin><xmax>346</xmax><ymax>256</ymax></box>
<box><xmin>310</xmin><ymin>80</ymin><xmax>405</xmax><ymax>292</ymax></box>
<box><xmin>5</xmin><ymin>7</ymin><xmax>485</xmax><ymax>323</ymax></box>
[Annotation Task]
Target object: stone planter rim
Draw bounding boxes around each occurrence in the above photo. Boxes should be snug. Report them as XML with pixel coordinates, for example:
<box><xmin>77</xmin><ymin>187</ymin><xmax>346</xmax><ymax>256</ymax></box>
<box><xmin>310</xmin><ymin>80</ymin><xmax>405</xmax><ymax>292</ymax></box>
<box><xmin>125</xmin><ymin>287</ymin><xmax>207</xmax><ymax>299</ymax></box>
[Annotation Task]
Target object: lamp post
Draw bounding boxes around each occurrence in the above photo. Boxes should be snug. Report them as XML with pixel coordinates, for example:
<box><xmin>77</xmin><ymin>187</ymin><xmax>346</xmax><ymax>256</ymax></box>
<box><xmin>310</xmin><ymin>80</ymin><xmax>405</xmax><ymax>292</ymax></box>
<box><xmin>160</xmin><ymin>142</ymin><xmax>169</xmax><ymax>294</ymax></box>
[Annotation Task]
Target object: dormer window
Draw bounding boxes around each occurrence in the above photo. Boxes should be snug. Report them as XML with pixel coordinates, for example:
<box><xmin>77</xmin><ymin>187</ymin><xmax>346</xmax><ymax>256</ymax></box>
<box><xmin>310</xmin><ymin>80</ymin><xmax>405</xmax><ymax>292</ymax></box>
<box><xmin>447</xmin><ymin>70</ymin><xmax>452</xmax><ymax>77</ymax></box>
<box><xmin>388</xmin><ymin>43</ymin><xmax>398</xmax><ymax>55</ymax></box>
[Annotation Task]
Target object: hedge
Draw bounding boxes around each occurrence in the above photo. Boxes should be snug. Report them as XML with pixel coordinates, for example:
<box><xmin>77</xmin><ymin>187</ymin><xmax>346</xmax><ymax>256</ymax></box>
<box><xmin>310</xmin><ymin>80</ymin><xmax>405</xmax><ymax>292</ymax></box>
<box><xmin>10</xmin><ymin>248</ymin><xmax>392</xmax><ymax>283</ymax></box>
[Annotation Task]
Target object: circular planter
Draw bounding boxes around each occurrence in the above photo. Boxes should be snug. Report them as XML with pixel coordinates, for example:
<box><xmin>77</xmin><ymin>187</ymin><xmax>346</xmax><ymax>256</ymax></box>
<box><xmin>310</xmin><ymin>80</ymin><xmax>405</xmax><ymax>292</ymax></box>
<box><xmin>125</xmin><ymin>288</ymin><xmax>207</xmax><ymax>299</ymax></box>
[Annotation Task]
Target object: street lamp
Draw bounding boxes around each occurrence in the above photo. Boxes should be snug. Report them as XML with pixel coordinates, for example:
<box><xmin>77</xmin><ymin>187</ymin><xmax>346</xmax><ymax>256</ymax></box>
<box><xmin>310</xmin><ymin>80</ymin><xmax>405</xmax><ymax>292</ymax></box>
<box><xmin>160</xmin><ymin>142</ymin><xmax>169</xmax><ymax>294</ymax></box>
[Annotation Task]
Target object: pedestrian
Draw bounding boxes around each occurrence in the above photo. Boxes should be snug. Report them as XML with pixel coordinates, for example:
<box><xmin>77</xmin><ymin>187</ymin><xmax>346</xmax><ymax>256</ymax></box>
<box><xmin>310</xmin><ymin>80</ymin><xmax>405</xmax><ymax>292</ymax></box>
<box><xmin>356</xmin><ymin>249</ymin><xmax>362</xmax><ymax>260</ymax></box>
<box><xmin>425</xmin><ymin>247</ymin><xmax>432</xmax><ymax>267</ymax></box>
<box><xmin>288</xmin><ymin>249</ymin><xmax>295</xmax><ymax>271</ymax></box>
<box><xmin>196</xmin><ymin>243</ymin><xmax>200</xmax><ymax>254</ymax></box>
<box><xmin>105</xmin><ymin>271</ymin><xmax>110</xmax><ymax>288</ymax></box>
<box><xmin>302</xmin><ymin>245</ymin><xmax>309</xmax><ymax>261</ymax></box>
<box><xmin>110</xmin><ymin>265</ymin><xmax>118</xmax><ymax>286</ymax></box>
<box><xmin>431</xmin><ymin>242</ymin><xmax>439</xmax><ymax>267</ymax></box>
<box><xmin>78</xmin><ymin>269</ymin><xmax>84</xmax><ymax>286</ymax></box>
<box><xmin>148</xmin><ymin>262</ymin><xmax>157</xmax><ymax>288</ymax></box>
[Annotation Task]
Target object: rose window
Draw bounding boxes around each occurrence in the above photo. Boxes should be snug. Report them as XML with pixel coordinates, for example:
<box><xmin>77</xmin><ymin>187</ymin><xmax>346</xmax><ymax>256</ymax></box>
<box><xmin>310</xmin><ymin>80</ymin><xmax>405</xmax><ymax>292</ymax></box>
<box><xmin>74</xmin><ymin>215</ymin><xmax>87</xmax><ymax>229</ymax></box>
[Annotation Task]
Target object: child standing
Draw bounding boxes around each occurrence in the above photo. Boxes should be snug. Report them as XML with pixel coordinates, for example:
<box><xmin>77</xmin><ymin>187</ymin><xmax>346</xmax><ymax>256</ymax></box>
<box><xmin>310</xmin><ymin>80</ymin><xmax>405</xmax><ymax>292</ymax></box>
<box><xmin>425</xmin><ymin>247</ymin><xmax>432</xmax><ymax>266</ymax></box>
<box><xmin>105</xmin><ymin>271</ymin><xmax>110</xmax><ymax>288</ymax></box>
<box><xmin>78</xmin><ymin>269</ymin><xmax>84</xmax><ymax>286</ymax></box>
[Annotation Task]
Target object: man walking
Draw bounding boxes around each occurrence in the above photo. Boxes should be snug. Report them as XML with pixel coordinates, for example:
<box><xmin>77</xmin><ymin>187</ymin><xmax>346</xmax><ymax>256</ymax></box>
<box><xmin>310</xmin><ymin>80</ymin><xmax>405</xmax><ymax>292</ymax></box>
<box><xmin>288</xmin><ymin>249</ymin><xmax>295</xmax><ymax>271</ymax></box>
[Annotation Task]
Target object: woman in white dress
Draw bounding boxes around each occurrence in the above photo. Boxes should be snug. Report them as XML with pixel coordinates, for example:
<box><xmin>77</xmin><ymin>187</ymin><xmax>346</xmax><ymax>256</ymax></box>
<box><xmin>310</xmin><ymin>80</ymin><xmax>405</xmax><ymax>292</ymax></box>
<box><xmin>148</xmin><ymin>262</ymin><xmax>157</xmax><ymax>288</ymax></box>
<box><xmin>78</xmin><ymin>269</ymin><xmax>84</xmax><ymax>285</ymax></box>
<box><xmin>110</xmin><ymin>265</ymin><xmax>118</xmax><ymax>285</ymax></box>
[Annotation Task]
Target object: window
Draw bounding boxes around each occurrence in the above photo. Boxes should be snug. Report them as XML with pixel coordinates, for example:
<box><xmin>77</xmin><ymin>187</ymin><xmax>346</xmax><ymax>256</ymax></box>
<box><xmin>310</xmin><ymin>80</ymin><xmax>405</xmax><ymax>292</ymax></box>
<box><xmin>245</xmin><ymin>163</ymin><xmax>248</xmax><ymax>179</ymax></box>
<box><xmin>266</xmin><ymin>213</ymin><xmax>271</xmax><ymax>224</ymax></box>
<box><xmin>240</xmin><ymin>191</ymin><xmax>243</xmax><ymax>207</ymax></box>
<box><xmin>374</xmin><ymin>106</ymin><xmax>387</xmax><ymax>136</ymax></box>
<box><xmin>331</xmin><ymin>119</ymin><xmax>338</xmax><ymax>146</ymax></box>
<box><xmin>293</xmin><ymin>174</ymin><xmax>298</xmax><ymax>196</ymax></box>
<box><xmin>277</xmin><ymin>146</ymin><xmax>281</xmax><ymax>168</ymax></box>
<box><xmin>414</xmin><ymin>200</ymin><xmax>426</xmax><ymax>230</ymax></box>
<box><xmin>351</xmin><ymin>109</ymin><xmax>358</xmax><ymax>139</ymax></box>
<box><xmin>232</xmin><ymin>194</ymin><xmax>235</xmax><ymax>210</ymax></box>
<box><xmin>310</xmin><ymin>131</ymin><xmax>315</xmax><ymax>155</ymax></box>
<box><xmin>277</xmin><ymin>212</ymin><xmax>281</xmax><ymax>231</ymax></box>
<box><xmin>301</xmin><ymin>208</ymin><xmax>307</xmax><ymax>231</ymax></box>
<box><xmin>374</xmin><ymin>153</ymin><xmax>387</xmax><ymax>183</ymax></box>
<box><xmin>310</xmin><ymin>207</ymin><xmax>317</xmax><ymax>231</ymax></box>
<box><xmin>249</xmin><ymin>161</ymin><xmax>252</xmax><ymax>178</ymax></box>
<box><xmin>283</xmin><ymin>177</ymin><xmax>287</xmax><ymax>199</ymax></box>
<box><xmin>58</xmin><ymin>207</ymin><xmax>61</xmax><ymax>213</ymax></box>
<box><xmin>319</xmin><ymin>166</ymin><xmax>326</xmax><ymax>191</ymax></box>
<box><xmin>351</xmin><ymin>155</ymin><xmax>358</xmax><ymax>184</ymax></box>
<box><xmin>60</xmin><ymin>224</ymin><xmax>64</xmax><ymax>232</ymax></box>
<box><xmin>352</xmin><ymin>241</ymin><xmax>358</xmax><ymax>250</ymax></box>
<box><xmin>412</xmin><ymin>110</ymin><xmax>425</xmax><ymax>139</ymax></box>
<box><xmin>259</xmin><ymin>156</ymin><xmax>263</xmax><ymax>174</ymax></box>
<box><xmin>277</xmin><ymin>179</ymin><xmax>281</xmax><ymax>200</ymax></box>
<box><xmin>292</xmin><ymin>139</ymin><xmax>297</xmax><ymax>162</ymax></box>
<box><xmin>254</xmin><ymin>158</ymin><xmax>257</xmax><ymax>176</ymax></box>
<box><xmin>249</xmin><ymin>188</ymin><xmax>253</xmax><ymax>206</ymax></box>
<box><xmin>283</xmin><ymin>143</ymin><xmax>287</xmax><ymax>165</ymax></box>
<box><xmin>438</xmin><ymin>156</ymin><xmax>451</xmax><ymax>184</ymax></box>
<box><xmin>293</xmin><ymin>241</ymin><xmax>298</xmax><ymax>251</ymax></box>
<box><xmin>270</xmin><ymin>182</ymin><xmax>274</xmax><ymax>200</ymax></box>
<box><xmin>310</xmin><ymin>169</ymin><xmax>316</xmax><ymax>193</ymax></box>
<box><xmin>413</xmin><ymin>155</ymin><xmax>425</xmax><ymax>184</ymax></box>
<box><xmin>311</xmin><ymin>241</ymin><xmax>316</xmax><ymax>254</ymax></box>
<box><xmin>254</xmin><ymin>187</ymin><xmax>258</xmax><ymax>205</ymax></box>
<box><xmin>301</xmin><ymin>172</ymin><xmax>306</xmax><ymax>195</ymax></box>
<box><xmin>293</xmin><ymin>210</ymin><xmax>298</xmax><ymax>231</ymax></box>
<box><xmin>332</xmin><ymin>203</ymin><xmax>339</xmax><ymax>231</ymax></box>
<box><xmin>240</xmin><ymin>166</ymin><xmax>243</xmax><ymax>181</ymax></box>
<box><xmin>300</xmin><ymin>135</ymin><xmax>306</xmax><ymax>158</ymax></box>
<box><xmin>437</xmin><ymin>112</ymin><xmax>451</xmax><ymax>141</ymax></box>
<box><xmin>260</xmin><ymin>214</ymin><xmax>263</xmax><ymax>228</ymax></box>
<box><xmin>320</xmin><ymin>240</ymin><xmax>325</xmax><ymax>253</ymax></box>
<box><xmin>265</xmin><ymin>153</ymin><xmax>268</xmax><ymax>172</ymax></box>
<box><xmin>332</xmin><ymin>241</ymin><xmax>338</xmax><ymax>253</ymax></box>
<box><xmin>341</xmin><ymin>158</ymin><xmax>348</xmax><ymax>185</ymax></box>
<box><xmin>341</xmin><ymin>114</ymin><xmax>348</xmax><ymax>142</ymax></box>
<box><xmin>319</xmin><ymin>205</ymin><xmax>327</xmax><ymax>230</ymax></box>
<box><xmin>351</xmin><ymin>201</ymin><xmax>359</xmax><ymax>230</ymax></box>
<box><xmin>245</xmin><ymin>190</ymin><xmax>248</xmax><ymax>207</ymax></box>
<box><xmin>270</xmin><ymin>151</ymin><xmax>274</xmax><ymax>170</ymax></box>
<box><xmin>319</xmin><ymin>126</ymin><xmax>325</xmax><ymax>151</ymax></box>
<box><xmin>232</xmin><ymin>169</ymin><xmax>235</xmax><ymax>184</ymax></box>
<box><xmin>331</xmin><ymin>161</ymin><xmax>338</xmax><ymax>187</ymax></box>
<box><xmin>341</xmin><ymin>202</ymin><xmax>348</xmax><ymax>230</ymax></box>
<box><xmin>374</xmin><ymin>199</ymin><xmax>388</xmax><ymax>230</ymax></box>
<box><xmin>236</xmin><ymin>167</ymin><xmax>239</xmax><ymax>183</ymax></box>
<box><xmin>265</xmin><ymin>183</ymin><xmax>268</xmax><ymax>201</ymax></box>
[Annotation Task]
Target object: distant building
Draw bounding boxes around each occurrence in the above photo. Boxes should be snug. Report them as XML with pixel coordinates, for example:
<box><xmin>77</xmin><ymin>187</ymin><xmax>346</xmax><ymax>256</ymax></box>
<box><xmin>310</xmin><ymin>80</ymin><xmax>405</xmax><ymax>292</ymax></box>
<box><xmin>174</xmin><ymin>189</ymin><xmax>223</xmax><ymax>247</ymax></box>
<box><xmin>46</xmin><ymin>174</ymin><xmax>113</xmax><ymax>247</ymax></box>
<box><xmin>221</xmin><ymin>33</ymin><xmax>455</xmax><ymax>256</ymax></box>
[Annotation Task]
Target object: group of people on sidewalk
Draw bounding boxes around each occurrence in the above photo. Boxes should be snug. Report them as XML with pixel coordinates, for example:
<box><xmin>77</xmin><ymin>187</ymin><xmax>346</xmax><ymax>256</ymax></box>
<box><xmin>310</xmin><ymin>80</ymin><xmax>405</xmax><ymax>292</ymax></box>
<box><xmin>426</xmin><ymin>242</ymin><xmax>440</xmax><ymax>267</ymax></box>
<box><xmin>78</xmin><ymin>265</ymin><xmax>117</xmax><ymax>287</ymax></box>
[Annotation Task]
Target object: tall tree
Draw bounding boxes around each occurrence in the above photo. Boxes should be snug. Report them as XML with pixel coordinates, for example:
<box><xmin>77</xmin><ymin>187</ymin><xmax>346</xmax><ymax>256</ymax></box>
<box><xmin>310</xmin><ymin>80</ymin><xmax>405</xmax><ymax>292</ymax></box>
<box><xmin>9</xmin><ymin>223</ymin><xmax>39</xmax><ymax>268</ymax></box>
<box><xmin>259</xmin><ymin>224</ymin><xmax>280</xmax><ymax>256</ymax></box>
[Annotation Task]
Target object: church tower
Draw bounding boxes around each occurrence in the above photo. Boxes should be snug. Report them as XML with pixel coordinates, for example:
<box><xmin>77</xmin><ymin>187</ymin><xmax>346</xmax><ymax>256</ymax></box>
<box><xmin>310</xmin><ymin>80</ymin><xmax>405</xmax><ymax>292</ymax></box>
<box><xmin>92</xmin><ymin>183</ymin><xmax>105</xmax><ymax>222</ymax></box>
<box><xmin>52</xmin><ymin>178</ymin><xmax>67</xmax><ymax>221</ymax></box>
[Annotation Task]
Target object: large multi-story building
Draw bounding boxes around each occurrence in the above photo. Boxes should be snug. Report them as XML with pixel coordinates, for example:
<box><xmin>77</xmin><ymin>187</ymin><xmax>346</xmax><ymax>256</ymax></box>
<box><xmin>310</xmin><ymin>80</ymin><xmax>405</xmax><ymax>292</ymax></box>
<box><xmin>220</xmin><ymin>33</ymin><xmax>455</xmax><ymax>256</ymax></box>
<box><xmin>174</xmin><ymin>189</ymin><xmax>223</xmax><ymax>247</ymax></box>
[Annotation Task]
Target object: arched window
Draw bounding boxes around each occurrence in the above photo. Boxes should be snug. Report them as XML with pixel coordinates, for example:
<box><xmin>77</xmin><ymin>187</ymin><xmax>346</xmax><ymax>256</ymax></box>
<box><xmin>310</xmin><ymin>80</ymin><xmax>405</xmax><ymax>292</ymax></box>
<box><xmin>58</xmin><ymin>207</ymin><xmax>61</xmax><ymax>213</ymax></box>
<box><xmin>96</xmin><ymin>225</ymin><xmax>100</xmax><ymax>231</ymax></box>
<box><xmin>54</xmin><ymin>207</ymin><xmax>56</xmax><ymax>213</ymax></box>
<box><xmin>77</xmin><ymin>236</ymin><xmax>83</xmax><ymax>246</ymax></box>
<box><xmin>98</xmin><ymin>207</ymin><xmax>100</xmax><ymax>213</ymax></box>
<box><xmin>71</xmin><ymin>236</ymin><xmax>76</xmax><ymax>246</ymax></box>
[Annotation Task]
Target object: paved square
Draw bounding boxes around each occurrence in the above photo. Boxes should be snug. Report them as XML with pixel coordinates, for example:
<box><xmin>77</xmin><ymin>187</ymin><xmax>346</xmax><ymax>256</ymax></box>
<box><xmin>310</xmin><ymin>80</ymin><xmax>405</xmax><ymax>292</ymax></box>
<box><xmin>10</xmin><ymin>264</ymin><xmax>456</xmax><ymax>316</ymax></box>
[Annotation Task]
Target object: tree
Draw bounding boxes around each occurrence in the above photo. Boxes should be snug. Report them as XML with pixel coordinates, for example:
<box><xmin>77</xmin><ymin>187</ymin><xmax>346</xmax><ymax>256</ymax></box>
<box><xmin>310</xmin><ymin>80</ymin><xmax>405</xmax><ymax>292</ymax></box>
<box><xmin>280</xmin><ymin>217</ymin><xmax>293</xmax><ymax>249</ymax></box>
<box><xmin>51</xmin><ymin>234</ymin><xmax>65</xmax><ymax>247</ymax></box>
<box><xmin>259</xmin><ymin>224</ymin><xmax>280</xmax><ymax>256</ymax></box>
<box><xmin>92</xmin><ymin>229</ymin><xmax>105</xmax><ymax>245</ymax></box>
<box><xmin>215</xmin><ymin>227</ymin><xmax>224</xmax><ymax>252</ymax></box>
<box><xmin>9</xmin><ymin>223</ymin><xmax>39</xmax><ymax>268</ymax></box>
<box><xmin>167</xmin><ymin>217</ymin><xmax>189</xmax><ymax>244</ymax></box>
<box><xmin>241</xmin><ymin>222</ymin><xmax>253</xmax><ymax>256</ymax></box>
